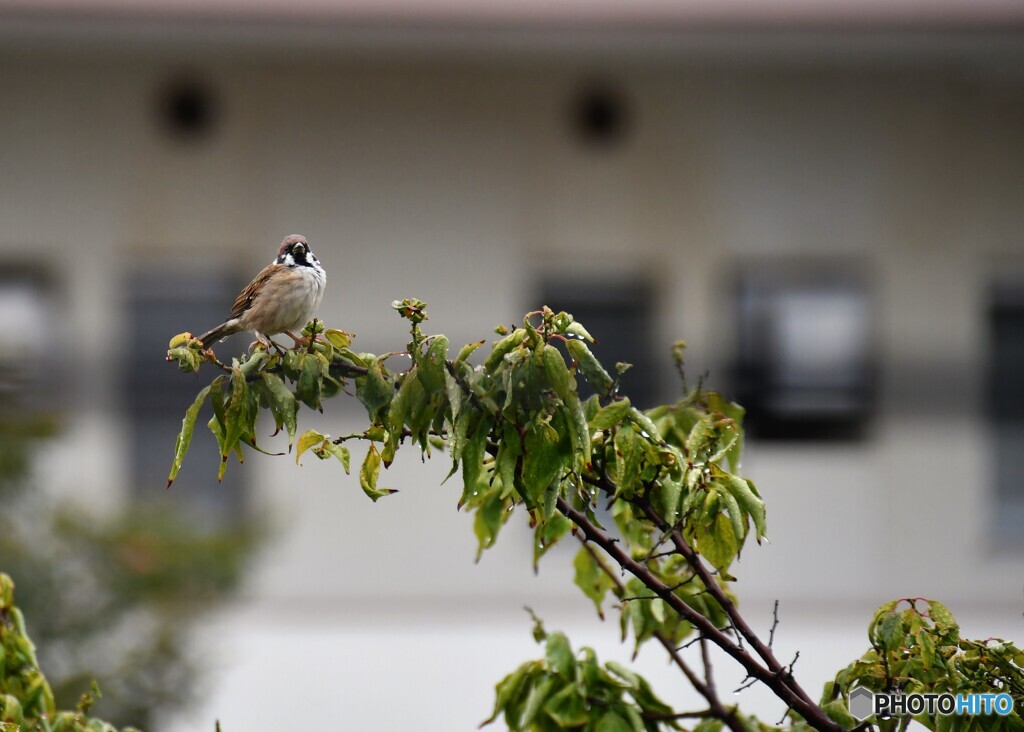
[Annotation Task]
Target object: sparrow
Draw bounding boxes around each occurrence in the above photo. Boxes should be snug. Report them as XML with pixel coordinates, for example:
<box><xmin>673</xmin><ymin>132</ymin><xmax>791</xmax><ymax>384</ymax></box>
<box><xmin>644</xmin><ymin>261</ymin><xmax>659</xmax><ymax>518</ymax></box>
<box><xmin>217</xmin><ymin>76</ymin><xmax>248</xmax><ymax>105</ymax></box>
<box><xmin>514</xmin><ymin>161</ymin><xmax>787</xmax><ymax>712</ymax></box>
<box><xmin>199</xmin><ymin>234</ymin><xmax>326</xmax><ymax>349</ymax></box>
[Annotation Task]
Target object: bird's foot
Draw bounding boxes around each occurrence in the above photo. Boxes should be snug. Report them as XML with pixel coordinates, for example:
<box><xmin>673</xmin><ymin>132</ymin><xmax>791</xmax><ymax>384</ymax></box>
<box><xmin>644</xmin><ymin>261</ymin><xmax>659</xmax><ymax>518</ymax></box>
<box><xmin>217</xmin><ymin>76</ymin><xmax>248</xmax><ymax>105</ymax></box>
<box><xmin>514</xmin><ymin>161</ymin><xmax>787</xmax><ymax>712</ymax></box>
<box><xmin>283</xmin><ymin>330</ymin><xmax>312</xmax><ymax>348</ymax></box>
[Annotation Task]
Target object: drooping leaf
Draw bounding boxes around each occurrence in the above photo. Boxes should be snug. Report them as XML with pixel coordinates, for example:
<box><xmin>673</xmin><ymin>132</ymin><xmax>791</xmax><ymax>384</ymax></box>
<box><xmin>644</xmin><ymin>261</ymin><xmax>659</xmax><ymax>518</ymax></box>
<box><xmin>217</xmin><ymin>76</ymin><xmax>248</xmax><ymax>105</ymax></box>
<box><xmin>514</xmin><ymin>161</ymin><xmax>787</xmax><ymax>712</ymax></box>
<box><xmin>259</xmin><ymin>372</ymin><xmax>299</xmax><ymax>446</ymax></box>
<box><xmin>573</xmin><ymin>547</ymin><xmax>615</xmax><ymax>619</ymax></box>
<box><xmin>722</xmin><ymin>475</ymin><xmax>767</xmax><ymax>543</ymax></box>
<box><xmin>545</xmin><ymin>632</ymin><xmax>575</xmax><ymax>678</ymax></box>
<box><xmin>534</xmin><ymin>512</ymin><xmax>572</xmax><ymax>570</ymax></box>
<box><xmin>695</xmin><ymin>510</ymin><xmax>739</xmax><ymax>571</ymax></box>
<box><xmin>296</xmin><ymin>352</ymin><xmax>323</xmax><ymax>410</ymax></box>
<box><xmin>542</xmin><ymin>344</ymin><xmax>573</xmax><ymax>402</ymax></box>
<box><xmin>220</xmin><ymin>367</ymin><xmax>250</xmax><ymax>465</ymax></box>
<box><xmin>459</xmin><ymin>413</ymin><xmax>490</xmax><ymax>508</ymax></box>
<box><xmin>418</xmin><ymin>335</ymin><xmax>448</xmax><ymax>393</ymax></box>
<box><xmin>355</xmin><ymin>358</ymin><xmax>393</xmax><ymax>423</ymax></box>
<box><xmin>166</xmin><ymin>383</ymin><xmax>213</xmax><ymax>488</ymax></box>
<box><xmin>522</xmin><ymin>419</ymin><xmax>563</xmax><ymax>503</ymax></box>
<box><xmin>359</xmin><ymin>444</ymin><xmax>396</xmax><ymax>501</ymax></box>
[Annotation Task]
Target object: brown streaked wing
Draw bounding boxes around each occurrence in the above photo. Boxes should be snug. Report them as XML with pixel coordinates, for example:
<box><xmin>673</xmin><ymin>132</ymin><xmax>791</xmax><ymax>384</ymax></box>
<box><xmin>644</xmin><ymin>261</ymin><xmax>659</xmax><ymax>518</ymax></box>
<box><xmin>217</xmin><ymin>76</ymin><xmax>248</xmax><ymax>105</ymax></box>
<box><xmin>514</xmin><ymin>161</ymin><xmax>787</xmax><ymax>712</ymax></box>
<box><xmin>228</xmin><ymin>263</ymin><xmax>283</xmax><ymax>320</ymax></box>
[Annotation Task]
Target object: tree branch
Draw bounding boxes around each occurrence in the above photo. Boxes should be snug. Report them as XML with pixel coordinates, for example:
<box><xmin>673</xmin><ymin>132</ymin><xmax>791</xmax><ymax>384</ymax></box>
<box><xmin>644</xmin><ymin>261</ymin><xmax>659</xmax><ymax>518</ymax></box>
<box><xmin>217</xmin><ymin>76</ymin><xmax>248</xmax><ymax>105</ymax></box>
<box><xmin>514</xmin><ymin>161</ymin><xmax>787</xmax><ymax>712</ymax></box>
<box><xmin>559</xmin><ymin>497</ymin><xmax>843</xmax><ymax>732</ymax></box>
<box><xmin>634</xmin><ymin>499</ymin><xmax>819</xmax><ymax>710</ymax></box>
<box><xmin>579</xmin><ymin>542</ymin><xmax>746</xmax><ymax>732</ymax></box>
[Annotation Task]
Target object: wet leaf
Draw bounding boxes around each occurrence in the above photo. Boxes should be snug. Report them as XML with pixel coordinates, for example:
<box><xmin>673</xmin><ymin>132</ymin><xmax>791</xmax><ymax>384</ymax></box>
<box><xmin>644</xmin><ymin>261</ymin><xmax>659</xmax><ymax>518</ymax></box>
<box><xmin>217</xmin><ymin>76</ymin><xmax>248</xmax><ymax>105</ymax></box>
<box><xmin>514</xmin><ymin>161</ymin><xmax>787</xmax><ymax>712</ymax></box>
<box><xmin>522</xmin><ymin>419</ymin><xmax>563</xmax><ymax>502</ymax></box>
<box><xmin>590</xmin><ymin>398</ymin><xmax>632</xmax><ymax>431</ymax></box>
<box><xmin>566</xmin><ymin>339</ymin><xmax>614</xmax><ymax>396</ymax></box>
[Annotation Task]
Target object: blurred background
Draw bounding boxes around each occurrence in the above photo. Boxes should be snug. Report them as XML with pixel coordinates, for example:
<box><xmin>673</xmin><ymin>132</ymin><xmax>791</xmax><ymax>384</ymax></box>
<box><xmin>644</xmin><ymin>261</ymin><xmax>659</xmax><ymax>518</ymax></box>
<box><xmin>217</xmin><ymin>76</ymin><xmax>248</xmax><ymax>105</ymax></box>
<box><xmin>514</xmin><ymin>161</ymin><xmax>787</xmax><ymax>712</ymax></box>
<box><xmin>0</xmin><ymin>1</ymin><xmax>1022</xmax><ymax>729</ymax></box>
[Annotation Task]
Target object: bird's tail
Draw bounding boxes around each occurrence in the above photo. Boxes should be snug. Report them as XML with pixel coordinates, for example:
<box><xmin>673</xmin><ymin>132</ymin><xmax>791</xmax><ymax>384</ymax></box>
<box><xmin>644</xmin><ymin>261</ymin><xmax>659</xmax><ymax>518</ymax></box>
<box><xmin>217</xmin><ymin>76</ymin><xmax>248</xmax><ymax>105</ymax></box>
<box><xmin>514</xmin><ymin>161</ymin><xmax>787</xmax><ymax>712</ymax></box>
<box><xmin>199</xmin><ymin>323</ymin><xmax>236</xmax><ymax>348</ymax></box>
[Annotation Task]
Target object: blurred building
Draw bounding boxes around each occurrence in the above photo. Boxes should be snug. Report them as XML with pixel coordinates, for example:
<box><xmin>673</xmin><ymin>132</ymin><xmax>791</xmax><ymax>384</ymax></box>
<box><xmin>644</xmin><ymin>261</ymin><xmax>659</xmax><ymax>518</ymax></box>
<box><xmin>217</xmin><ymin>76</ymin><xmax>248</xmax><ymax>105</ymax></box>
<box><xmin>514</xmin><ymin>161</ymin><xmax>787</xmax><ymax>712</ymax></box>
<box><xmin>0</xmin><ymin>1</ymin><xmax>1022</xmax><ymax>729</ymax></box>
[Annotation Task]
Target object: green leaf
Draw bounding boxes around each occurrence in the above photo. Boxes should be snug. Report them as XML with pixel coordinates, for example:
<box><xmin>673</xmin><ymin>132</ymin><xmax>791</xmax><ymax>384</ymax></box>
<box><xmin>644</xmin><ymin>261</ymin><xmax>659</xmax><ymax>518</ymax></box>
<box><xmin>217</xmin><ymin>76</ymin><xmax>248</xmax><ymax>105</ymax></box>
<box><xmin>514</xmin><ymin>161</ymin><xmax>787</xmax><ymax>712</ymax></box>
<box><xmin>543</xmin><ymin>345</ymin><xmax>573</xmax><ymax>402</ymax></box>
<box><xmin>315</xmin><ymin>442</ymin><xmax>351</xmax><ymax>474</ymax></box>
<box><xmin>722</xmin><ymin>475</ymin><xmax>767</xmax><ymax>543</ymax></box>
<box><xmin>259</xmin><ymin>372</ymin><xmax>299</xmax><ymax>446</ymax></box>
<box><xmin>534</xmin><ymin>513</ymin><xmax>572</xmax><ymax>570</ymax></box>
<box><xmin>566</xmin><ymin>339</ymin><xmax>614</xmax><ymax>396</ymax></box>
<box><xmin>919</xmin><ymin>629</ymin><xmax>937</xmax><ymax>670</ymax></box>
<box><xmin>473</xmin><ymin>485</ymin><xmax>507</xmax><ymax>561</ymax></box>
<box><xmin>355</xmin><ymin>358</ymin><xmax>394</xmax><ymax>422</ymax></box>
<box><xmin>564</xmin><ymin>321</ymin><xmax>595</xmax><ymax>342</ymax></box>
<box><xmin>296</xmin><ymin>352</ymin><xmax>323</xmax><ymax>410</ymax></box>
<box><xmin>496</xmin><ymin>420</ymin><xmax>522</xmax><ymax>502</ymax></box>
<box><xmin>484</xmin><ymin>329</ymin><xmax>526</xmax><ymax>373</ymax></box>
<box><xmin>595</xmin><ymin>711</ymin><xmax>633</xmax><ymax>732</ymax></box>
<box><xmin>565</xmin><ymin>392</ymin><xmax>592</xmax><ymax>467</ymax></box>
<box><xmin>821</xmin><ymin>700</ymin><xmax>858</xmax><ymax>728</ymax></box>
<box><xmin>494</xmin><ymin>665</ymin><xmax>532</xmax><ymax>726</ymax></box>
<box><xmin>627</xmin><ymin>407</ymin><xmax>661</xmax><ymax>441</ymax></box>
<box><xmin>459</xmin><ymin>413</ymin><xmax>490</xmax><ymax>509</ymax></box>
<box><xmin>686</xmin><ymin>414</ymin><xmax>718</xmax><ymax>459</ymax></box>
<box><xmin>613</xmin><ymin>424</ymin><xmax>644</xmax><ymax>497</ymax></box>
<box><xmin>928</xmin><ymin>601</ymin><xmax>959</xmax><ymax>631</ymax></box>
<box><xmin>221</xmin><ymin>368</ymin><xmax>250</xmax><ymax>463</ymax></box>
<box><xmin>522</xmin><ymin>419</ymin><xmax>563</xmax><ymax>502</ymax></box>
<box><xmin>713</xmin><ymin>482</ymin><xmax>747</xmax><ymax>547</ymax></box>
<box><xmin>386</xmin><ymin>366</ymin><xmax>420</xmax><ymax>460</ymax></box>
<box><xmin>574</xmin><ymin>547</ymin><xmax>615</xmax><ymax>619</ymax></box>
<box><xmin>359</xmin><ymin>444</ymin><xmax>396</xmax><ymax>501</ymax></box>
<box><xmin>545</xmin><ymin>632</ymin><xmax>575</xmax><ymax>677</ymax></box>
<box><xmin>166</xmin><ymin>384</ymin><xmax>213</xmax><ymax>488</ymax></box>
<box><xmin>455</xmin><ymin>339</ymin><xmax>485</xmax><ymax>363</ymax></box>
<box><xmin>520</xmin><ymin>676</ymin><xmax>556</xmax><ymax>728</ymax></box>
<box><xmin>650</xmin><ymin>476</ymin><xmax>682</xmax><ymax>526</ymax></box>
<box><xmin>544</xmin><ymin>683</ymin><xmax>588</xmax><ymax>727</ymax></box>
<box><xmin>877</xmin><ymin>611</ymin><xmax>905</xmax><ymax>651</ymax></box>
<box><xmin>418</xmin><ymin>335</ymin><xmax>448</xmax><ymax>392</ymax></box>
<box><xmin>590</xmin><ymin>398</ymin><xmax>632</xmax><ymax>431</ymax></box>
<box><xmin>695</xmin><ymin>510</ymin><xmax>739</xmax><ymax>571</ymax></box>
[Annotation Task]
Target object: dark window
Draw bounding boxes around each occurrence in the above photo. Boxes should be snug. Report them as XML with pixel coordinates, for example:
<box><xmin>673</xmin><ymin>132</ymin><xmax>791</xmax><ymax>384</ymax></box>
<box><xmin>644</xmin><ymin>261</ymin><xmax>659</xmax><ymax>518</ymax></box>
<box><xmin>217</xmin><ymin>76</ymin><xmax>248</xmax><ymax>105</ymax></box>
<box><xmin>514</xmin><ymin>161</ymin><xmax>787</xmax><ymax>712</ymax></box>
<box><xmin>734</xmin><ymin>263</ymin><xmax>874</xmax><ymax>440</ymax></box>
<box><xmin>989</xmin><ymin>286</ymin><xmax>1024</xmax><ymax>541</ymax></box>
<box><xmin>125</xmin><ymin>268</ymin><xmax>247</xmax><ymax>529</ymax></box>
<box><xmin>538</xmin><ymin>278</ymin><xmax>659</xmax><ymax>408</ymax></box>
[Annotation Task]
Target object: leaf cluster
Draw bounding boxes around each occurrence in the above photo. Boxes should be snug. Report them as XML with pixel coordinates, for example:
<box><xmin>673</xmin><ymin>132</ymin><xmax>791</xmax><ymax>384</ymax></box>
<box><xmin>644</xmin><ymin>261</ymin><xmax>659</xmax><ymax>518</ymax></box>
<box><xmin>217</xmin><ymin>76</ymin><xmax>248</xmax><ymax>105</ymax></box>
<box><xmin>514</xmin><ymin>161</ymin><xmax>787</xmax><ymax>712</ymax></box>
<box><xmin>483</xmin><ymin>613</ymin><xmax>683</xmax><ymax>732</ymax></box>
<box><xmin>0</xmin><ymin>574</ymin><xmax>138</xmax><ymax>732</ymax></box>
<box><xmin>822</xmin><ymin>599</ymin><xmax>1024</xmax><ymax>732</ymax></box>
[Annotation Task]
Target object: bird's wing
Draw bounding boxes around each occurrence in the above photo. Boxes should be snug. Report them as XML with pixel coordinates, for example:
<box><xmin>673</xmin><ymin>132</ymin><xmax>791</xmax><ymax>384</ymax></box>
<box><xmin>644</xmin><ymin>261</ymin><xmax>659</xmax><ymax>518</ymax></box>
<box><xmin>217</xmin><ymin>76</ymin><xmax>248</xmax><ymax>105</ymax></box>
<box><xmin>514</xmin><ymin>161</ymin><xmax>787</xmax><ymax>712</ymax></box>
<box><xmin>228</xmin><ymin>263</ymin><xmax>283</xmax><ymax>320</ymax></box>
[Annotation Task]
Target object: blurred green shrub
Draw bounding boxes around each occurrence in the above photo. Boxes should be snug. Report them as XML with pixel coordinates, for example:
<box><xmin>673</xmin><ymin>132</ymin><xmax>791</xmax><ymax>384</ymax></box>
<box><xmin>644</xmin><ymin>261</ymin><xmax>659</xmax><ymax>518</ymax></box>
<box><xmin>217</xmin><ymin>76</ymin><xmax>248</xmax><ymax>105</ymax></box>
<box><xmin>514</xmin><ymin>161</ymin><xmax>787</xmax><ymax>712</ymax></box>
<box><xmin>0</xmin><ymin>391</ymin><xmax>260</xmax><ymax>730</ymax></box>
